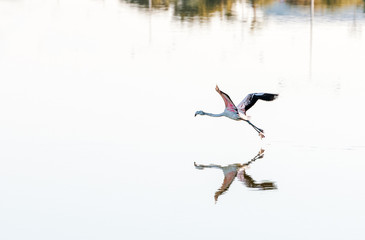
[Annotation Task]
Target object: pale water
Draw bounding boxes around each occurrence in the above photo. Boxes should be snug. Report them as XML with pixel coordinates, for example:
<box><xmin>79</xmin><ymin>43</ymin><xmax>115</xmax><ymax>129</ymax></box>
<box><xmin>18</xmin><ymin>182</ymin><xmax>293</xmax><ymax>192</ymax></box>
<box><xmin>0</xmin><ymin>0</ymin><xmax>365</xmax><ymax>239</ymax></box>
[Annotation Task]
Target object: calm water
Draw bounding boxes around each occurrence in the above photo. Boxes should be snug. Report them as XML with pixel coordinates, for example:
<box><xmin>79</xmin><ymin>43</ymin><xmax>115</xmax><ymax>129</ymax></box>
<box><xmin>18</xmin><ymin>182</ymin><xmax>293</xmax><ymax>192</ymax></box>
<box><xmin>1</xmin><ymin>0</ymin><xmax>365</xmax><ymax>239</ymax></box>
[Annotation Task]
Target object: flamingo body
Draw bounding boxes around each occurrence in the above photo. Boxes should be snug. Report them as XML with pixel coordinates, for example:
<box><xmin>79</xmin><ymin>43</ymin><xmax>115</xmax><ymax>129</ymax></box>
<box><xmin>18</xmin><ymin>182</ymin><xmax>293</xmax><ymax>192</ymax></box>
<box><xmin>195</xmin><ymin>85</ymin><xmax>278</xmax><ymax>138</ymax></box>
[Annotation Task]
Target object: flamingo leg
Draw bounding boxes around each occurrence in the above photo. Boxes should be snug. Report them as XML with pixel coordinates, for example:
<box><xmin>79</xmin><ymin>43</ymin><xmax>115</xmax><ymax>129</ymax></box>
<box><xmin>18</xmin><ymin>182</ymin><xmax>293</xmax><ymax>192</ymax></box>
<box><xmin>246</xmin><ymin>120</ymin><xmax>264</xmax><ymax>133</ymax></box>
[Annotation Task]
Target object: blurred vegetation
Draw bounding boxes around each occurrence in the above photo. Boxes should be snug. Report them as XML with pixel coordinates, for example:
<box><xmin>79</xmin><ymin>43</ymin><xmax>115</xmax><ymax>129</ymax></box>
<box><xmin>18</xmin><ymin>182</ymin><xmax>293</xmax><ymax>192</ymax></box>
<box><xmin>286</xmin><ymin>0</ymin><xmax>364</xmax><ymax>11</ymax></box>
<box><xmin>123</xmin><ymin>0</ymin><xmax>365</xmax><ymax>20</ymax></box>
<box><xmin>172</xmin><ymin>0</ymin><xmax>238</xmax><ymax>20</ymax></box>
<box><xmin>286</xmin><ymin>0</ymin><xmax>363</xmax><ymax>6</ymax></box>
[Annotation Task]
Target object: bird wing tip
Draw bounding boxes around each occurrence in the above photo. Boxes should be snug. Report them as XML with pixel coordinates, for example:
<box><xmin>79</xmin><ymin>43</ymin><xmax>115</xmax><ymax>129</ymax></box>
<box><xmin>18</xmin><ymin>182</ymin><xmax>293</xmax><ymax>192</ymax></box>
<box><xmin>215</xmin><ymin>85</ymin><xmax>220</xmax><ymax>92</ymax></box>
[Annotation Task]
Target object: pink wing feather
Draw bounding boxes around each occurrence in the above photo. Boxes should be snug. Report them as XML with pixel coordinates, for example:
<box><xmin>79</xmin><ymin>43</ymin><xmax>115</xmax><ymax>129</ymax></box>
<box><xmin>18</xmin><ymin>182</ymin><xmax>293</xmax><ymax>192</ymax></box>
<box><xmin>215</xmin><ymin>85</ymin><xmax>238</xmax><ymax>113</ymax></box>
<box><xmin>214</xmin><ymin>170</ymin><xmax>237</xmax><ymax>202</ymax></box>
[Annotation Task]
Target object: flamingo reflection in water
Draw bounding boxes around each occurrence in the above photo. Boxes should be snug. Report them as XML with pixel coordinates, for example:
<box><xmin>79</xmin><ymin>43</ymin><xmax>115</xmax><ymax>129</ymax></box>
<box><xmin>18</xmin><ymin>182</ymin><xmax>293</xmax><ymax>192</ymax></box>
<box><xmin>194</xmin><ymin>149</ymin><xmax>277</xmax><ymax>202</ymax></box>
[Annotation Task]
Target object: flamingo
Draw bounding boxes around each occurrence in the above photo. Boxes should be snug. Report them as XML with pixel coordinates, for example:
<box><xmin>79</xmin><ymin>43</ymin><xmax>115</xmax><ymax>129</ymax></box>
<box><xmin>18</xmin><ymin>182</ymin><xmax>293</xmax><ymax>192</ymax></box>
<box><xmin>194</xmin><ymin>149</ymin><xmax>277</xmax><ymax>202</ymax></box>
<box><xmin>195</xmin><ymin>85</ymin><xmax>278</xmax><ymax>138</ymax></box>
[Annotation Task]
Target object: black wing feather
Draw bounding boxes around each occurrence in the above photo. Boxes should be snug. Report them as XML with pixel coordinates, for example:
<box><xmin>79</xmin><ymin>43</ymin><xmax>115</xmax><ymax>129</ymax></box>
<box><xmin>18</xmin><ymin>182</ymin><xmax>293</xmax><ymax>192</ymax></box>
<box><xmin>237</xmin><ymin>93</ymin><xmax>278</xmax><ymax>113</ymax></box>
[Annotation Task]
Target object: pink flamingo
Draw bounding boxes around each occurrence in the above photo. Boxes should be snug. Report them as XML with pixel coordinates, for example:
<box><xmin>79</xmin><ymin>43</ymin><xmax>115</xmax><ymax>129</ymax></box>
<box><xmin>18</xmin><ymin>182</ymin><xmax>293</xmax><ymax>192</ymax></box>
<box><xmin>195</xmin><ymin>85</ymin><xmax>278</xmax><ymax>138</ymax></box>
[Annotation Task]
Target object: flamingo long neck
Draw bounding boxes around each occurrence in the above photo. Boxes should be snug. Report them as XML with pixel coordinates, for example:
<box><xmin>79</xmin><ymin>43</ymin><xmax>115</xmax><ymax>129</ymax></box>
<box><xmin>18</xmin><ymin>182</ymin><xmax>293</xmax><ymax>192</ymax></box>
<box><xmin>203</xmin><ymin>111</ymin><xmax>224</xmax><ymax>117</ymax></box>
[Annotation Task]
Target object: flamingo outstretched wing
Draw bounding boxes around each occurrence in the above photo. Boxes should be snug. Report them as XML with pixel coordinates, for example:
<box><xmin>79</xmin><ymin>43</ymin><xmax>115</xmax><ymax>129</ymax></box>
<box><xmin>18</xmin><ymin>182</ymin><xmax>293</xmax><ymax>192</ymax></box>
<box><xmin>237</xmin><ymin>93</ymin><xmax>278</xmax><ymax>114</ymax></box>
<box><xmin>215</xmin><ymin>85</ymin><xmax>238</xmax><ymax>114</ymax></box>
<box><xmin>214</xmin><ymin>170</ymin><xmax>237</xmax><ymax>202</ymax></box>
<box><xmin>238</xmin><ymin>171</ymin><xmax>277</xmax><ymax>190</ymax></box>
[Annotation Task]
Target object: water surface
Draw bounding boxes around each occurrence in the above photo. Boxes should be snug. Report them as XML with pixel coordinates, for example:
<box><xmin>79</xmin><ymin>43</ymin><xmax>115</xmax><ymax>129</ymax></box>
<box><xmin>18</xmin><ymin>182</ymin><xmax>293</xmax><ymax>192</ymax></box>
<box><xmin>0</xmin><ymin>0</ymin><xmax>364</xmax><ymax>239</ymax></box>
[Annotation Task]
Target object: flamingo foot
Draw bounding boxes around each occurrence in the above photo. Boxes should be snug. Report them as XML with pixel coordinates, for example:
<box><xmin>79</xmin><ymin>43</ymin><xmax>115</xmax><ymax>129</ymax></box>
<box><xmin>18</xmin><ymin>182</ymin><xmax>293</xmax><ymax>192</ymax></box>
<box><xmin>259</xmin><ymin>132</ymin><xmax>265</xmax><ymax>139</ymax></box>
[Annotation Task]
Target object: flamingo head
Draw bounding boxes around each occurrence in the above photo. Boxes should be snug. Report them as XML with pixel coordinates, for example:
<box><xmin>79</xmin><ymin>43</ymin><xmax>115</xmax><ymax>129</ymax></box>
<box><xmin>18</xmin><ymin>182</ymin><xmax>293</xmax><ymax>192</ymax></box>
<box><xmin>194</xmin><ymin>111</ymin><xmax>205</xmax><ymax>117</ymax></box>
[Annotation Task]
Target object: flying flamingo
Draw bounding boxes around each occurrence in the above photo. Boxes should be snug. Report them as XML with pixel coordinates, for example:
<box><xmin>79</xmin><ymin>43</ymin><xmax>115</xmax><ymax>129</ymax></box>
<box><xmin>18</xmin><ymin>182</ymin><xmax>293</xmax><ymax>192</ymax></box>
<box><xmin>195</xmin><ymin>85</ymin><xmax>278</xmax><ymax>138</ymax></box>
